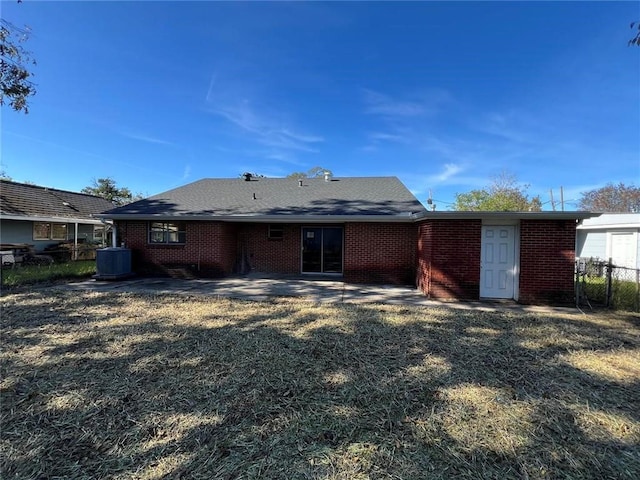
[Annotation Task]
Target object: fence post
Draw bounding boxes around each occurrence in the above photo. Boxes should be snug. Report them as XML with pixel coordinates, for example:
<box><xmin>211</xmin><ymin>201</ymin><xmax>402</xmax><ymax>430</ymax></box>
<box><xmin>605</xmin><ymin>258</ymin><xmax>613</xmax><ymax>308</ymax></box>
<box><xmin>575</xmin><ymin>262</ymin><xmax>580</xmax><ymax>308</ymax></box>
<box><xmin>635</xmin><ymin>268</ymin><xmax>640</xmax><ymax>312</ymax></box>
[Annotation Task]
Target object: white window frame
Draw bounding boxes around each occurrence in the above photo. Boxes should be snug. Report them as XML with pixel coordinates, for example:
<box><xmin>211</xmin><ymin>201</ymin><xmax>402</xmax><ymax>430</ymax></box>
<box><xmin>33</xmin><ymin>222</ymin><xmax>67</xmax><ymax>241</ymax></box>
<box><xmin>148</xmin><ymin>221</ymin><xmax>187</xmax><ymax>244</ymax></box>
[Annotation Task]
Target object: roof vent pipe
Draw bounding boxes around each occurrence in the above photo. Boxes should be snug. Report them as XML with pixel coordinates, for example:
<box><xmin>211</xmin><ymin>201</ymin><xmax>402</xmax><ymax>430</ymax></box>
<box><xmin>252</xmin><ymin>192</ymin><xmax>257</xmax><ymax>200</ymax></box>
<box><xmin>324</xmin><ymin>171</ymin><xmax>330</xmax><ymax>182</ymax></box>
<box><xmin>298</xmin><ymin>179</ymin><xmax>303</xmax><ymax>187</ymax></box>
<box><xmin>243</xmin><ymin>172</ymin><xmax>252</xmax><ymax>181</ymax></box>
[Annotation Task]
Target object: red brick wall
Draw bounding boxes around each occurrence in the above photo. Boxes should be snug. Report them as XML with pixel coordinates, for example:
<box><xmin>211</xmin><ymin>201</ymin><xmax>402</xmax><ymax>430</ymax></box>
<box><xmin>242</xmin><ymin>224</ymin><xmax>301</xmax><ymax>274</ymax></box>
<box><xmin>343</xmin><ymin>223</ymin><xmax>416</xmax><ymax>284</ymax></box>
<box><xmin>117</xmin><ymin>218</ymin><xmax>578</xmax><ymax>305</ymax></box>
<box><xmin>416</xmin><ymin>222</ymin><xmax>432</xmax><ymax>294</ymax></box>
<box><xmin>519</xmin><ymin>219</ymin><xmax>576</xmax><ymax>305</ymax></box>
<box><xmin>117</xmin><ymin>221</ymin><xmax>237</xmax><ymax>277</ymax></box>
<box><xmin>416</xmin><ymin>220</ymin><xmax>482</xmax><ymax>299</ymax></box>
<box><xmin>118</xmin><ymin>221</ymin><xmax>416</xmax><ymax>283</ymax></box>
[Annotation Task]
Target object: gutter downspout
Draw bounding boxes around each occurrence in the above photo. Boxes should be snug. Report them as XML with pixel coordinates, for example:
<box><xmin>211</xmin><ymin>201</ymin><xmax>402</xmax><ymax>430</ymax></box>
<box><xmin>74</xmin><ymin>222</ymin><xmax>79</xmax><ymax>260</ymax></box>
<box><xmin>112</xmin><ymin>223</ymin><xmax>118</xmax><ymax>248</ymax></box>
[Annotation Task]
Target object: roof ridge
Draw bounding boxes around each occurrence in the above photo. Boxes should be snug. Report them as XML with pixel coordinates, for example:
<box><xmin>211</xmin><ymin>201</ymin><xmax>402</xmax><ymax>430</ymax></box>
<box><xmin>197</xmin><ymin>176</ymin><xmax>400</xmax><ymax>180</ymax></box>
<box><xmin>0</xmin><ymin>178</ymin><xmax>112</xmax><ymax>201</ymax></box>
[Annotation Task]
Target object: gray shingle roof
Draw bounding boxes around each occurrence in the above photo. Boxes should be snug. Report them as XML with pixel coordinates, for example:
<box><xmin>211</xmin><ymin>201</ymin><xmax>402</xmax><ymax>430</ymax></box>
<box><xmin>0</xmin><ymin>180</ymin><xmax>115</xmax><ymax>220</ymax></box>
<box><xmin>103</xmin><ymin>176</ymin><xmax>427</xmax><ymax>218</ymax></box>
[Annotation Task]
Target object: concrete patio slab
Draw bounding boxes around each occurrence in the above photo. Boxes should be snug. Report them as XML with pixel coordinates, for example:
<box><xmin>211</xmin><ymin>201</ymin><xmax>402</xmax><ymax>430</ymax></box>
<box><xmin>54</xmin><ymin>274</ymin><xmax>580</xmax><ymax>315</ymax></box>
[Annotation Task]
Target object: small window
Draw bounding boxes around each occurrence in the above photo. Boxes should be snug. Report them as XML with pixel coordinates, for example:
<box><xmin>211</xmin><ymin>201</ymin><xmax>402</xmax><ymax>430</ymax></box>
<box><xmin>33</xmin><ymin>222</ymin><xmax>67</xmax><ymax>240</ymax></box>
<box><xmin>51</xmin><ymin>223</ymin><xmax>67</xmax><ymax>240</ymax></box>
<box><xmin>268</xmin><ymin>225</ymin><xmax>284</xmax><ymax>240</ymax></box>
<box><xmin>149</xmin><ymin>222</ymin><xmax>186</xmax><ymax>244</ymax></box>
<box><xmin>33</xmin><ymin>222</ymin><xmax>51</xmax><ymax>240</ymax></box>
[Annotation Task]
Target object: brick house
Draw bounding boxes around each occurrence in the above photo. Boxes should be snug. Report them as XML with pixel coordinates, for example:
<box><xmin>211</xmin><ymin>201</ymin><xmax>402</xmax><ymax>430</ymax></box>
<box><xmin>98</xmin><ymin>175</ymin><xmax>592</xmax><ymax>305</ymax></box>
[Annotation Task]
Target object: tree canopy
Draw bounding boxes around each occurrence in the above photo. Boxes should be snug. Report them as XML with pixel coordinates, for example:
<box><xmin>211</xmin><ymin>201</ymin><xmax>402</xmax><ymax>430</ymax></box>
<box><xmin>286</xmin><ymin>166</ymin><xmax>333</xmax><ymax>179</ymax></box>
<box><xmin>452</xmin><ymin>173</ymin><xmax>542</xmax><ymax>212</ymax></box>
<box><xmin>0</xmin><ymin>19</ymin><xmax>36</xmax><ymax>113</ymax></box>
<box><xmin>578</xmin><ymin>182</ymin><xmax>640</xmax><ymax>213</ymax></box>
<box><xmin>82</xmin><ymin>178</ymin><xmax>143</xmax><ymax>206</ymax></box>
<box><xmin>630</xmin><ymin>21</ymin><xmax>640</xmax><ymax>47</ymax></box>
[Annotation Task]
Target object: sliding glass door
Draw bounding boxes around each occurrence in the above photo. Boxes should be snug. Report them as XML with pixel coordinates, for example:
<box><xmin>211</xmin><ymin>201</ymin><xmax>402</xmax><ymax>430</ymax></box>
<box><xmin>301</xmin><ymin>227</ymin><xmax>343</xmax><ymax>274</ymax></box>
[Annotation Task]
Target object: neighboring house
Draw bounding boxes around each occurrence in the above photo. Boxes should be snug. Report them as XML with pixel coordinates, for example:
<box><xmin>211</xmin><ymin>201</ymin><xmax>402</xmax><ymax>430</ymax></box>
<box><xmin>98</xmin><ymin>175</ymin><xmax>593</xmax><ymax>305</ymax></box>
<box><xmin>0</xmin><ymin>179</ymin><xmax>115</xmax><ymax>252</ymax></box>
<box><xmin>576</xmin><ymin>213</ymin><xmax>640</xmax><ymax>269</ymax></box>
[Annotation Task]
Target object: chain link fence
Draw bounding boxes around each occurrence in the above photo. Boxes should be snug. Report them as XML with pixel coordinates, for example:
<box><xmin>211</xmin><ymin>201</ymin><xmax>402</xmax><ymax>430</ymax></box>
<box><xmin>576</xmin><ymin>258</ymin><xmax>640</xmax><ymax>312</ymax></box>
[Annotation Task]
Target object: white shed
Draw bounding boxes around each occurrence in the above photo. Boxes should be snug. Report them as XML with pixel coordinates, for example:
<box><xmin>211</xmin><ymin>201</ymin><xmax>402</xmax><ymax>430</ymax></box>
<box><xmin>576</xmin><ymin>213</ymin><xmax>640</xmax><ymax>269</ymax></box>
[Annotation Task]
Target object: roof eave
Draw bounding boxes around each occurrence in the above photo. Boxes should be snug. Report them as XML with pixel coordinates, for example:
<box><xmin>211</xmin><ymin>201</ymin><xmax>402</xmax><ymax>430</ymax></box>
<box><xmin>413</xmin><ymin>211</ymin><xmax>599</xmax><ymax>221</ymax></box>
<box><xmin>1</xmin><ymin>214</ymin><xmax>107</xmax><ymax>225</ymax></box>
<box><xmin>577</xmin><ymin>223</ymin><xmax>640</xmax><ymax>230</ymax></box>
<box><xmin>95</xmin><ymin>213</ymin><xmax>419</xmax><ymax>223</ymax></box>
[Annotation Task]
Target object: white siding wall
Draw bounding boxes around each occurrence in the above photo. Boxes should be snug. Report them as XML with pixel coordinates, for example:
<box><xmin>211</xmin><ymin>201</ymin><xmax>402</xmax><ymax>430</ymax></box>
<box><xmin>577</xmin><ymin>215</ymin><xmax>640</xmax><ymax>269</ymax></box>
<box><xmin>0</xmin><ymin>219</ymin><xmax>97</xmax><ymax>252</ymax></box>
<box><xmin>576</xmin><ymin>231</ymin><xmax>607</xmax><ymax>259</ymax></box>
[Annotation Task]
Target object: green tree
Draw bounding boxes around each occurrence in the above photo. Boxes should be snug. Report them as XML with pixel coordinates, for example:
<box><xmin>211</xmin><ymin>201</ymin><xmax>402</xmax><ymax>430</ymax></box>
<box><xmin>82</xmin><ymin>177</ymin><xmax>143</xmax><ymax>206</ymax></box>
<box><xmin>630</xmin><ymin>21</ymin><xmax>640</xmax><ymax>46</ymax></box>
<box><xmin>452</xmin><ymin>173</ymin><xmax>542</xmax><ymax>212</ymax></box>
<box><xmin>286</xmin><ymin>166</ymin><xmax>333</xmax><ymax>179</ymax></box>
<box><xmin>578</xmin><ymin>182</ymin><xmax>640</xmax><ymax>212</ymax></box>
<box><xmin>1</xmin><ymin>18</ymin><xmax>36</xmax><ymax>113</ymax></box>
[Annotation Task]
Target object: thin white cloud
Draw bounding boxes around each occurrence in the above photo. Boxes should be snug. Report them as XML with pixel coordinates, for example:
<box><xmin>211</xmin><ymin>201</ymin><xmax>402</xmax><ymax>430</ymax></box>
<box><xmin>361</xmin><ymin>88</ymin><xmax>454</xmax><ymax>151</ymax></box>
<box><xmin>213</xmin><ymin>101</ymin><xmax>324</xmax><ymax>153</ymax></box>
<box><xmin>362</xmin><ymin>88</ymin><xmax>452</xmax><ymax>119</ymax></box>
<box><xmin>471</xmin><ymin>111</ymin><xmax>536</xmax><ymax>144</ymax></box>
<box><xmin>182</xmin><ymin>164</ymin><xmax>191</xmax><ymax>180</ymax></box>
<box><xmin>204</xmin><ymin>70</ymin><xmax>324</xmax><ymax>159</ymax></box>
<box><xmin>363</xmin><ymin>89</ymin><xmax>425</xmax><ymax>117</ymax></box>
<box><xmin>368</xmin><ymin>132</ymin><xmax>405</xmax><ymax>142</ymax></box>
<box><xmin>205</xmin><ymin>73</ymin><xmax>217</xmax><ymax>103</ymax></box>
<box><xmin>361</xmin><ymin>130</ymin><xmax>411</xmax><ymax>151</ymax></box>
<box><xmin>120</xmin><ymin>131</ymin><xmax>175</xmax><ymax>146</ymax></box>
<box><xmin>4</xmin><ymin>131</ymin><xmax>176</xmax><ymax>179</ymax></box>
<box><xmin>433</xmin><ymin>163</ymin><xmax>463</xmax><ymax>182</ymax></box>
<box><xmin>4</xmin><ymin>131</ymin><xmax>108</xmax><ymax>161</ymax></box>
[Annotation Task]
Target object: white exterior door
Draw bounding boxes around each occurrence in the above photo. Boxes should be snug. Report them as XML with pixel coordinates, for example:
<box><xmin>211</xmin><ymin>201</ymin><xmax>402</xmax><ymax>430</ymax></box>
<box><xmin>609</xmin><ymin>232</ymin><xmax>637</xmax><ymax>269</ymax></box>
<box><xmin>480</xmin><ymin>226</ymin><xmax>516</xmax><ymax>299</ymax></box>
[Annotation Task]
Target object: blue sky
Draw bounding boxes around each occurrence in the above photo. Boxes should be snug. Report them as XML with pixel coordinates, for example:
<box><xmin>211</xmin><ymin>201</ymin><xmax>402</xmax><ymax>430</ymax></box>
<box><xmin>2</xmin><ymin>1</ymin><xmax>639</xmax><ymax>210</ymax></box>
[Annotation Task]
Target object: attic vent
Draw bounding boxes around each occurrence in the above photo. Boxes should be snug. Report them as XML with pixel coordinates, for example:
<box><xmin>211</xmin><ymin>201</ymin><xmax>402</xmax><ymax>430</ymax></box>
<box><xmin>242</xmin><ymin>172</ymin><xmax>253</xmax><ymax>181</ymax></box>
<box><xmin>324</xmin><ymin>171</ymin><xmax>331</xmax><ymax>182</ymax></box>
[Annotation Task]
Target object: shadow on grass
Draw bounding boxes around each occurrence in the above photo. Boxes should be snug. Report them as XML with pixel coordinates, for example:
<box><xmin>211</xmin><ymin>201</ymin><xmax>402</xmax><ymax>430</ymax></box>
<box><xmin>1</xmin><ymin>290</ymin><xmax>639</xmax><ymax>479</ymax></box>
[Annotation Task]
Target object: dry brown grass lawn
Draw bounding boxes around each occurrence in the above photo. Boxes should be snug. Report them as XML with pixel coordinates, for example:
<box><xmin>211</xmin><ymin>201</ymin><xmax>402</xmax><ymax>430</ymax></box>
<box><xmin>1</xmin><ymin>290</ymin><xmax>639</xmax><ymax>479</ymax></box>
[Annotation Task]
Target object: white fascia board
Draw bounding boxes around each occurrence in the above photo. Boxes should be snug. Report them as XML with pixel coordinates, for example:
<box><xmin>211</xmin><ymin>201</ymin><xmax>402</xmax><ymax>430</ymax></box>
<box><xmin>95</xmin><ymin>214</ymin><xmax>417</xmax><ymax>223</ymax></box>
<box><xmin>414</xmin><ymin>211</ymin><xmax>598</xmax><ymax>221</ymax></box>
<box><xmin>1</xmin><ymin>214</ymin><xmax>106</xmax><ymax>225</ymax></box>
<box><xmin>577</xmin><ymin>223</ymin><xmax>640</xmax><ymax>230</ymax></box>
<box><xmin>97</xmin><ymin>211</ymin><xmax>597</xmax><ymax>223</ymax></box>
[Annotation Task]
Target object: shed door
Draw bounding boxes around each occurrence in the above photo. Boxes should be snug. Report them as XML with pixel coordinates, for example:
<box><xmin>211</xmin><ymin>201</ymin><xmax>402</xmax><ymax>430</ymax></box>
<box><xmin>480</xmin><ymin>226</ymin><xmax>516</xmax><ymax>299</ymax></box>
<box><xmin>609</xmin><ymin>232</ymin><xmax>636</xmax><ymax>269</ymax></box>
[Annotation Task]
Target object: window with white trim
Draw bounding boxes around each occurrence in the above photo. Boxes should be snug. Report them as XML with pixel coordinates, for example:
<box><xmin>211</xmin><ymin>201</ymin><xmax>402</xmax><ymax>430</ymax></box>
<box><xmin>149</xmin><ymin>221</ymin><xmax>186</xmax><ymax>244</ymax></box>
<box><xmin>33</xmin><ymin>222</ymin><xmax>67</xmax><ymax>240</ymax></box>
